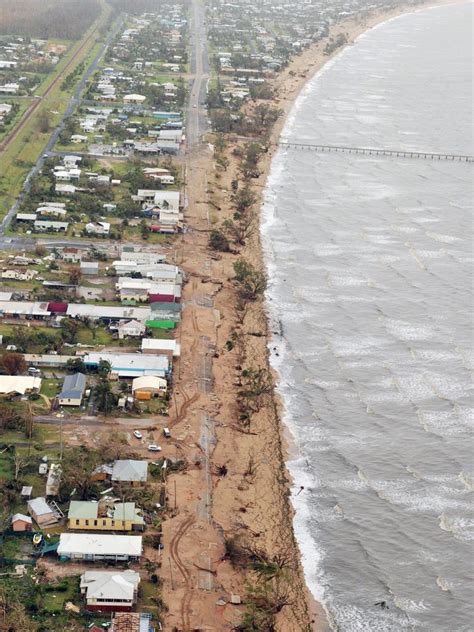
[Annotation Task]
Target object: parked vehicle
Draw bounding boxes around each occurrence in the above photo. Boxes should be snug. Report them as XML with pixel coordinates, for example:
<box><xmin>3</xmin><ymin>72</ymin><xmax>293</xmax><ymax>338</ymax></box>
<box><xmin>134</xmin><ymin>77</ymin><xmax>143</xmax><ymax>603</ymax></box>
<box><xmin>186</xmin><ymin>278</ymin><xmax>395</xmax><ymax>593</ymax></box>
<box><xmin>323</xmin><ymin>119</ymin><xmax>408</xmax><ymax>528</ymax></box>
<box><xmin>133</xmin><ymin>430</ymin><xmax>143</xmax><ymax>439</ymax></box>
<box><xmin>163</xmin><ymin>427</ymin><xmax>171</xmax><ymax>438</ymax></box>
<box><xmin>148</xmin><ymin>444</ymin><xmax>161</xmax><ymax>452</ymax></box>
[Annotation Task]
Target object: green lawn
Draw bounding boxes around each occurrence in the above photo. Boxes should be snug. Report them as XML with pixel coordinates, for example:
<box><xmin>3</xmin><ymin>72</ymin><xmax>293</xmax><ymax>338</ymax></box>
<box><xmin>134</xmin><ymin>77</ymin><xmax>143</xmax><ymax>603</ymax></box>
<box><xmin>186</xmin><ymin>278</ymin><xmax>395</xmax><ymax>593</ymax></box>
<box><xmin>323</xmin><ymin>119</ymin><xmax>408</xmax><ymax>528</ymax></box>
<box><xmin>40</xmin><ymin>378</ymin><xmax>62</xmax><ymax>399</ymax></box>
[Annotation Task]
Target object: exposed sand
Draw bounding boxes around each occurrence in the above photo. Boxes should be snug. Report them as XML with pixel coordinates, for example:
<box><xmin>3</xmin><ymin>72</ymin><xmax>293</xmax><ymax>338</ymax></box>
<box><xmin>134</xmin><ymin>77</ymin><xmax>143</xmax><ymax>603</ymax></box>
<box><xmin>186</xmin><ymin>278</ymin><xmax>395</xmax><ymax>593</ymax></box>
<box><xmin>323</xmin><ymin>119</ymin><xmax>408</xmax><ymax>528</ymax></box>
<box><xmin>160</xmin><ymin>2</ymin><xmax>460</xmax><ymax>630</ymax></box>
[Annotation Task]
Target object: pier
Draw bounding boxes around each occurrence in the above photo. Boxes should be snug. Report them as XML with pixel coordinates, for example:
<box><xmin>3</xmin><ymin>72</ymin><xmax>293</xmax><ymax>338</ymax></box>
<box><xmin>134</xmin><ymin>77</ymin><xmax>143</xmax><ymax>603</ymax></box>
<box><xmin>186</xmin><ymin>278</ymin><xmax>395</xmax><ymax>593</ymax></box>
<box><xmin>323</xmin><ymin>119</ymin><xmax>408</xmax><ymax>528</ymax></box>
<box><xmin>278</xmin><ymin>142</ymin><xmax>473</xmax><ymax>163</ymax></box>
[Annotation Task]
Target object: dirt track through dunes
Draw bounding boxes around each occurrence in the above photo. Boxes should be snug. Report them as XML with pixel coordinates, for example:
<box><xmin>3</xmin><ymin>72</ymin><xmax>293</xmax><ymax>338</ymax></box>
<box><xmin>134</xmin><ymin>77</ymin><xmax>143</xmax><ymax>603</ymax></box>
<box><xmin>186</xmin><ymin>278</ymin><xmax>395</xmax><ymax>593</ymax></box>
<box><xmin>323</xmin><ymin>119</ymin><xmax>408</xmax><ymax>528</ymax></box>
<box><xmin>169</xmin><ymin>515</ymin><xmax>196</xmax><ymax>631</ymax></box>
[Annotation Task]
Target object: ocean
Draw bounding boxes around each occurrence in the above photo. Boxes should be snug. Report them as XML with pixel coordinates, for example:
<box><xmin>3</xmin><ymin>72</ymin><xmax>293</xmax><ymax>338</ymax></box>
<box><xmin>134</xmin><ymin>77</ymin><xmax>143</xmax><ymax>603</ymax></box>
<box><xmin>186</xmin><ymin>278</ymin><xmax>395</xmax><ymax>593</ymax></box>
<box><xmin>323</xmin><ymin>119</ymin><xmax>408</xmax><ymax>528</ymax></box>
<box><xmin>261</xmin><ymin>3</ymin><xmax>473</xmax><ymax>631</ymax></box>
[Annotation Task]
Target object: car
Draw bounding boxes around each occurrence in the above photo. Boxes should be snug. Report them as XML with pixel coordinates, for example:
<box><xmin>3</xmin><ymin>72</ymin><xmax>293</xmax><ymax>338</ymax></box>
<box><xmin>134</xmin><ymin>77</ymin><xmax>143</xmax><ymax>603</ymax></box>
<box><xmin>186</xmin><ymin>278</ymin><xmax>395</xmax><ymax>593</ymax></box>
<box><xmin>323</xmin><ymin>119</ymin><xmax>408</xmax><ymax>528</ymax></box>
<box><xmin>133</xmin><ymin>431</ymin><xmax>143</xmax><ymax>440</ymax></box>
<box><xmin>148</xmin><ymin>444</ymin><xmax>162</xmax><ymax>452</ymax></box>
<box><xmin>163</xmin><ymin>427</ymin><xmax>171</xmax><ymax>439</ymax></box>
<box><xmin>193</xmin><ymin>104</ymin><xmax>197</xmax><ymax>108</ymax></box>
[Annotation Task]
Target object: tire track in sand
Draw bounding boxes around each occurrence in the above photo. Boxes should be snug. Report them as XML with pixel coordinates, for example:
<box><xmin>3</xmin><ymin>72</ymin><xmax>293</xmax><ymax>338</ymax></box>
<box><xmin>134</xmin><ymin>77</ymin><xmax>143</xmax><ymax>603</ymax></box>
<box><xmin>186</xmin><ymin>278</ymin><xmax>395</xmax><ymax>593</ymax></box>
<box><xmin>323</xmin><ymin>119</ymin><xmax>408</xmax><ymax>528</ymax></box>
<box><xmin>169</xmin><ymin>515</ymin><xmax>196</xmax><ymax>631</ymax></box>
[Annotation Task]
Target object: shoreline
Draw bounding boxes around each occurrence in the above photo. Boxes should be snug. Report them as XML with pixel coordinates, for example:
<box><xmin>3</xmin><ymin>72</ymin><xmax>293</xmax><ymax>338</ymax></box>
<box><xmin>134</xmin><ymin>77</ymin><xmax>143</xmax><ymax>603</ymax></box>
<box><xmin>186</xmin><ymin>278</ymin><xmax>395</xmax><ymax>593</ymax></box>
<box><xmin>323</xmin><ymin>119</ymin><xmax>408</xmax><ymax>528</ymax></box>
<box><xmin>238</xmin><ymin>0</ymin><xmax>464</xmax><ymax>629</ymax></box>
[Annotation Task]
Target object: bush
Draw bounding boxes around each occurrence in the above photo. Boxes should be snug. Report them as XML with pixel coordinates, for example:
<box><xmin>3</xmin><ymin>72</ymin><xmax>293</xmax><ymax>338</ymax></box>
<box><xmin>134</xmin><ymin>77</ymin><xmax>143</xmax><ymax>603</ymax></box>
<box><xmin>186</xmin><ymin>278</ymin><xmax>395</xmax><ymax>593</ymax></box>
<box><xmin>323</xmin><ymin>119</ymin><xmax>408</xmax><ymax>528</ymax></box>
<box><xmin>209</xmin><ymin>229</ymin><xmax>230</xmax><ymax>252</ymax></box>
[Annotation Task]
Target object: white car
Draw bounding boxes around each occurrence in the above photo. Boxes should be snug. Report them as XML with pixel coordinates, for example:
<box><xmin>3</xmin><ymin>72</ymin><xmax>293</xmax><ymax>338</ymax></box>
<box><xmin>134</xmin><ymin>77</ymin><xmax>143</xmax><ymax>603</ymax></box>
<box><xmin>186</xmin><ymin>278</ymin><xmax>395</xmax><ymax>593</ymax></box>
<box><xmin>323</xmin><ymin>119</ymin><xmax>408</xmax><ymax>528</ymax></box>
<box><xmin>163</xmin><ymin>427</ymin><xmax>171</xmax><ymax>438</ymax></box>
<box><xmin>133</xmin><ymin>431</ymin><xmax>143</xmax><ymax>440</ymax></box>
<box><xmin>148</xmin><ymin>444</ymin><xmax>162</xmax><ymax>452</ymax></box>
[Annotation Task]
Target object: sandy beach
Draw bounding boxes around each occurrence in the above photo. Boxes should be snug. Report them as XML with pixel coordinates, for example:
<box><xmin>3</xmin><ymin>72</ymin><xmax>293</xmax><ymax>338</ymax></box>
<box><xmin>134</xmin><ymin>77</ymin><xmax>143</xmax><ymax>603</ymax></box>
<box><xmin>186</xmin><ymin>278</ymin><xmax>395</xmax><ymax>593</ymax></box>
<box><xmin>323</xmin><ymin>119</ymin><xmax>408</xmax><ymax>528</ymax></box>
<box><xmin>160</xmin><ymin>1</ymin><xmax>462</xmax><ymax>629</ymax></box>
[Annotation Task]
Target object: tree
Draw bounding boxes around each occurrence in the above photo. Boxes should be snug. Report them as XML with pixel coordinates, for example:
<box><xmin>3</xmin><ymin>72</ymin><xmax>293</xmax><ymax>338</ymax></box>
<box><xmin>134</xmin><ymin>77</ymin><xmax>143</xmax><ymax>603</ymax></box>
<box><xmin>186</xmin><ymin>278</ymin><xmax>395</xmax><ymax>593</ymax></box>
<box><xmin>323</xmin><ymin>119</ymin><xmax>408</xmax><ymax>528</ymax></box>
<box><xmin>37</xmin><ymin>110</ymin><xmax>50</xmax><ymax>133</ymax></box>
<box><xmin>95</xmin><ymin>379</ymin><xmax>118</xmax><ymax>415</ymax></box>
<box><xmin>232</xmin><ymin>185</ymin><xmax>257</xmax><ymax>215</ymax></box>
<box><xmin>209</xmin><ymin>229</ymin><xmax>230</xmax><ymax>252</ymax></box>
<box><xmin>60</xmin><ymin>318</ymin><xmax>79</xmax><ymax>344</ymax></box>
<box><xmin>223</xmin><ymin>211</ymin><xmax>256</xmax><ymax>246</ymax></box>
<box><xmin>1</xmin><ymin>352</ymin><xmax>26</xmax><ymax>376</ymax></box>
<box><xmin>240</xmin><ymin>368</ymin><xmax>273</xmax><ymax>414</ymax></box>
<box><xmin>69</xmin><ymin>267</ymin><xmax>82</xmax><ymax>285</ymax></box>
<box><xmin>60</xmin><ymin>446</ymin><xmax>101</xmax><ymax>501</ymax></box>
<box><xmin>233</xmin><ymin>259</ymin><xmax>267</xmax><ymax>300</ymax></box>
<box><xmin>67</xmin><ymin>357</ymin><xmax>86</xmax><ymax>373</ymax></box>
<box><xmin>97</xmin><ymin>359</ymin><xmax>112</xmax><ymax>378</ymax></box>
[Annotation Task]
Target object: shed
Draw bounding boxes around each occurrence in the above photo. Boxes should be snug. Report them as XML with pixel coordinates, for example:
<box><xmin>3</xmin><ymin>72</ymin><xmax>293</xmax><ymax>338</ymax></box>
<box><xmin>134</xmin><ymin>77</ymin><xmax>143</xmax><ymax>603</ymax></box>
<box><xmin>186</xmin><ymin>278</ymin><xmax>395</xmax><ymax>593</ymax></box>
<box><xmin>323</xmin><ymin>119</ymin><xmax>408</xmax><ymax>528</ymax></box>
<box><xmin>11</xmin><ymin>513</ymin><xmax>33</xmax><ymax>532</ymax></box>
<box><xmin>80</xmin><ymin>261</ymin><xmax>99</xmax><ymax>276</ymax></box>
<box><xmin>132</xmin><ymin>376</ymin><xmax>167</xmax><ymax>398</ymax></box>
<box><xmin>27</xmin><ymin>497</ymin><xmax>58</xmax><ymax>526</ymax></box>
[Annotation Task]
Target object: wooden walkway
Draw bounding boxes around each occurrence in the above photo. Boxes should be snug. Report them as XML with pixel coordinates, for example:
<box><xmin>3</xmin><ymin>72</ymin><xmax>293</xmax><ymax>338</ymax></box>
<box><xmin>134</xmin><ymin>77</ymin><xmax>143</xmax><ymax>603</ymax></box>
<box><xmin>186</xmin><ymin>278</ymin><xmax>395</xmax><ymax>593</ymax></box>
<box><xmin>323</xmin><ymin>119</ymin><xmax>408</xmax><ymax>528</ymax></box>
<box><xmin>278</xmin><ymin>142</ymin><xmax>473</xmax><ymax>163</ymax></box>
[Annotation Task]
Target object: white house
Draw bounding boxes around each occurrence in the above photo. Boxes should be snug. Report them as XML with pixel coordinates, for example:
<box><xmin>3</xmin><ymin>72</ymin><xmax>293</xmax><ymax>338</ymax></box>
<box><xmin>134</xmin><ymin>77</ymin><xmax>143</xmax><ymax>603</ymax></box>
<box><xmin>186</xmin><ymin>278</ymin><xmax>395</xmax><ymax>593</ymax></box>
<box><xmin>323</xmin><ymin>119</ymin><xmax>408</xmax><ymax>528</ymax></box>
<box><xmin>57</xmin><ymin>533</ymin><xmax>142</xmax><ymax>562</ymax></box>
<box><xmin>0</xmin><ymin>376</ymin><xmax>42</xmax><ymax>397</ymax></box>
<box><xmin>85</xmin><ymin>221</ymin><xmax>110</xmax><ymax>236</ymax></box>
<box><xmin>123</xmin><ymin>94</ymin><xmax>146</xmax><ymax>104</ymax></box>
<box><xmin>80</xmin><ymin>570</ymin><xmax>140</xmax><ymax>611</ymax></box>
<box><xmin>117</xmin><ymin>320</ymin><xmax>146</xmax><ymax>340</ymax></box>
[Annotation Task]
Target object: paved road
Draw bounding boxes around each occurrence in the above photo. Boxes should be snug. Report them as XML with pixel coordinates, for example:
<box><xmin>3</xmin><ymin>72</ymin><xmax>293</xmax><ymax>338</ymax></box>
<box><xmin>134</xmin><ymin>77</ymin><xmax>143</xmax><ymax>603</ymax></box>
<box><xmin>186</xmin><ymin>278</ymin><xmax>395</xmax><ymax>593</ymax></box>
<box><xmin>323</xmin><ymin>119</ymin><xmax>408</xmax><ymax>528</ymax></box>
<box><xmin>0</xmin><ymin>17</ymin><xmax>123</xmax><ymax>244</ymax></box>
<box><xmin>187</xmin><ymin>0</ymin><xmax>210</xmax><ymax>149</ymax></box>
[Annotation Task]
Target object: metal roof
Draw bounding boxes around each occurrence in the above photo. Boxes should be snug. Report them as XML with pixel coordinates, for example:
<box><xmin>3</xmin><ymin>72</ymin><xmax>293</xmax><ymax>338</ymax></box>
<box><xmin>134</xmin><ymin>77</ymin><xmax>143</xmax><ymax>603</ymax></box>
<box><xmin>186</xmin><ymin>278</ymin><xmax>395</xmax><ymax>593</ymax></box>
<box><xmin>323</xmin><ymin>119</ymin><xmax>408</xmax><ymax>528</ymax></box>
<box><xmin>58</xmin><ymin>533</ymin><xmax>142</xmax><ymax>557</ymax></box>
<box><xmin>59</xmin><ymin>372</ymin><xmax>86</xmax><ymax>400</ymax></box>
<box><xmin>111</xmin><ymin>460</ymin><xmax>148</xmax><ymax>483</ymax></box>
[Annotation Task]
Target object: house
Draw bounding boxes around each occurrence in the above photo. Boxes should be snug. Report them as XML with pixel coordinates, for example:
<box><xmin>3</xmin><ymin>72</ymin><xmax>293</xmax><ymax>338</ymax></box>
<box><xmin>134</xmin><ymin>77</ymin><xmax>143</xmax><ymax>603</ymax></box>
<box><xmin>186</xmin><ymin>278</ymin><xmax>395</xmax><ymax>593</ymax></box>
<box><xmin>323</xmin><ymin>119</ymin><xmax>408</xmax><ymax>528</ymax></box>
<box><xmin>84</xmin><ymin>352</ymin><xmax>170</xmax><ymax>378</ymax></box>
<box><xmin>0</xmin><ymin>83</ymin><xmax>19</xmax><ymax>94</ymax></box>
<box><xmin>148</xmin><ymin>282</ymin><xmax>181</xmax><ymax>304</ymax></box>
<box><xmin>63</xmin><ymin>155</ymin><xmax>82</xmax><ymax>168</ymax></box>
<box><xmin>111</xmin><ymin>613</ymin><xmax>154</xmax><ymax>632</ymax></box>
<box><xmin>57</xmin><ymin>533</ymin><xmax>142</xmax><ymax>562</ymax></box>
<box><xmin>27</xmin><ymin>497</ymin><xmax>58</xmax><ymax>527</ymax></box>
<box><xmin>123</xmin><ymin>94</ymin><xmax>146</xmax><ymax>104</ymax></box>
<box><xmin>68</xmin><ymin>500</ymin><xmax>144</xmax><ymax>531</ymax></box>
<box><xmin>16</xmin><ymin>213</ymin><xmax>37</xmax><ymax>222</ymax></box>
<box><xmin>0</xmin><ymin>103</ymin><xmax>12</xmax><ymax>118</ymax></box>
<box><xmin>37</xmin><ymin>206</ymin><xmax>67</xmax><ymax>218</ymax></box>
<box><xmin>80</xmin><ymin>570</ymin><xmax>140</xmax><ymax>611</ymax></box>
<box><xmin>141</xmin><ymin>339</ymin><xmax>180</xmax><ymax>357</ymax></box>
<box><xmin>119</xmin><ymin>250</ymin><xmax>166</xmax><ymax>265</ymax></box>
<box><xmin>71</xmin><ymin>134</ymin><xmax>88</xmax><ymax>144</ymax></box>
<box><xmin>111</xmin><ymin>460</ymin><xmax>148</xmax><ymax>486</ymax></box>
<box><xmin>85</xmin><ymin>221</ymin><xmax>110</xmax><ymax>236</ymax></box>
<box><xmin>55</xmin><ymin>183</ymin><xmax>76</xmax><ymax>195</ymax></box>
<box><xmin>34</xmin><ymin>220</ymin><xmax>69</xmax><ymax>232</ymax></box>
<box><xmin>11</xmin><ymin>513</ymin><xmax>33</xmax><ymax>532</ymax></box>
<box><xmin>117</xmin><ymin>320</ymin><xmax>146</xmax><ymax>340</ymax></box>
<box><xmin>0</xmin><ymin>376</ymin><xmax>42</xmax><ymax>397</ymax></box>
<box><xmin>0</xmin><ymin>300</ymin><xmax>50</xmax><ymax>319</ymax></box>
<box><xmin>62</xmin><ymin>247</ymin><xmax>82</xmax><ymax>263</ymax></box>
<box><xmin>134</xmin><ymin>190</ymin><xmax>180</xmax><ymax>212</ymax></box>
<box><xmin>132</xmin><ymin>376</ymin><xmax>167</xmax><ymax>399</ymax></box>
<box><xmin>80</xmin><ymin>261</ymin><xmax>99</xmax><ymax>276</ymax></box>
<box><xmin>58</xmin><ymin>373</ymin><xmax>86</xmax><ymax>406</ymax></box>
<box><xmin>67</xmin><ymin>304</ymin><xmax>150</xmax><ymax>322</ymax></box>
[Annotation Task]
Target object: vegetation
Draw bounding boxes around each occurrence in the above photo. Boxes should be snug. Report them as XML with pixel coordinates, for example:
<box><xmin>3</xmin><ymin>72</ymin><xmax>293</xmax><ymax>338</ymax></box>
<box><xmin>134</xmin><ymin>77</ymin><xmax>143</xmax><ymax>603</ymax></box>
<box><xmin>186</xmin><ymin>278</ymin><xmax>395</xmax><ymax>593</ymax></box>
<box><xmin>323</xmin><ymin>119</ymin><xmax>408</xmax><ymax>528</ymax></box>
<box><xmin>233</xmin><ymin>259</ymin><xmax>267</xmax><ymax>301</ymax></box>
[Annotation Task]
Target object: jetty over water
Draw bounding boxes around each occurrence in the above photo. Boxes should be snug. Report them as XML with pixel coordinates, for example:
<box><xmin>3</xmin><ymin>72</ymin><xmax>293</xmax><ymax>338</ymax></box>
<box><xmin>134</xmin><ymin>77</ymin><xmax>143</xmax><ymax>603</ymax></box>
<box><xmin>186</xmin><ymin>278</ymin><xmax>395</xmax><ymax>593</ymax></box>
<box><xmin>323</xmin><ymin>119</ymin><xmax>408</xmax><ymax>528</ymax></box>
<box><xmin>278</xmin><ymin>142</ymin><xmax>473</xmax><ymax>163</ymax></box>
